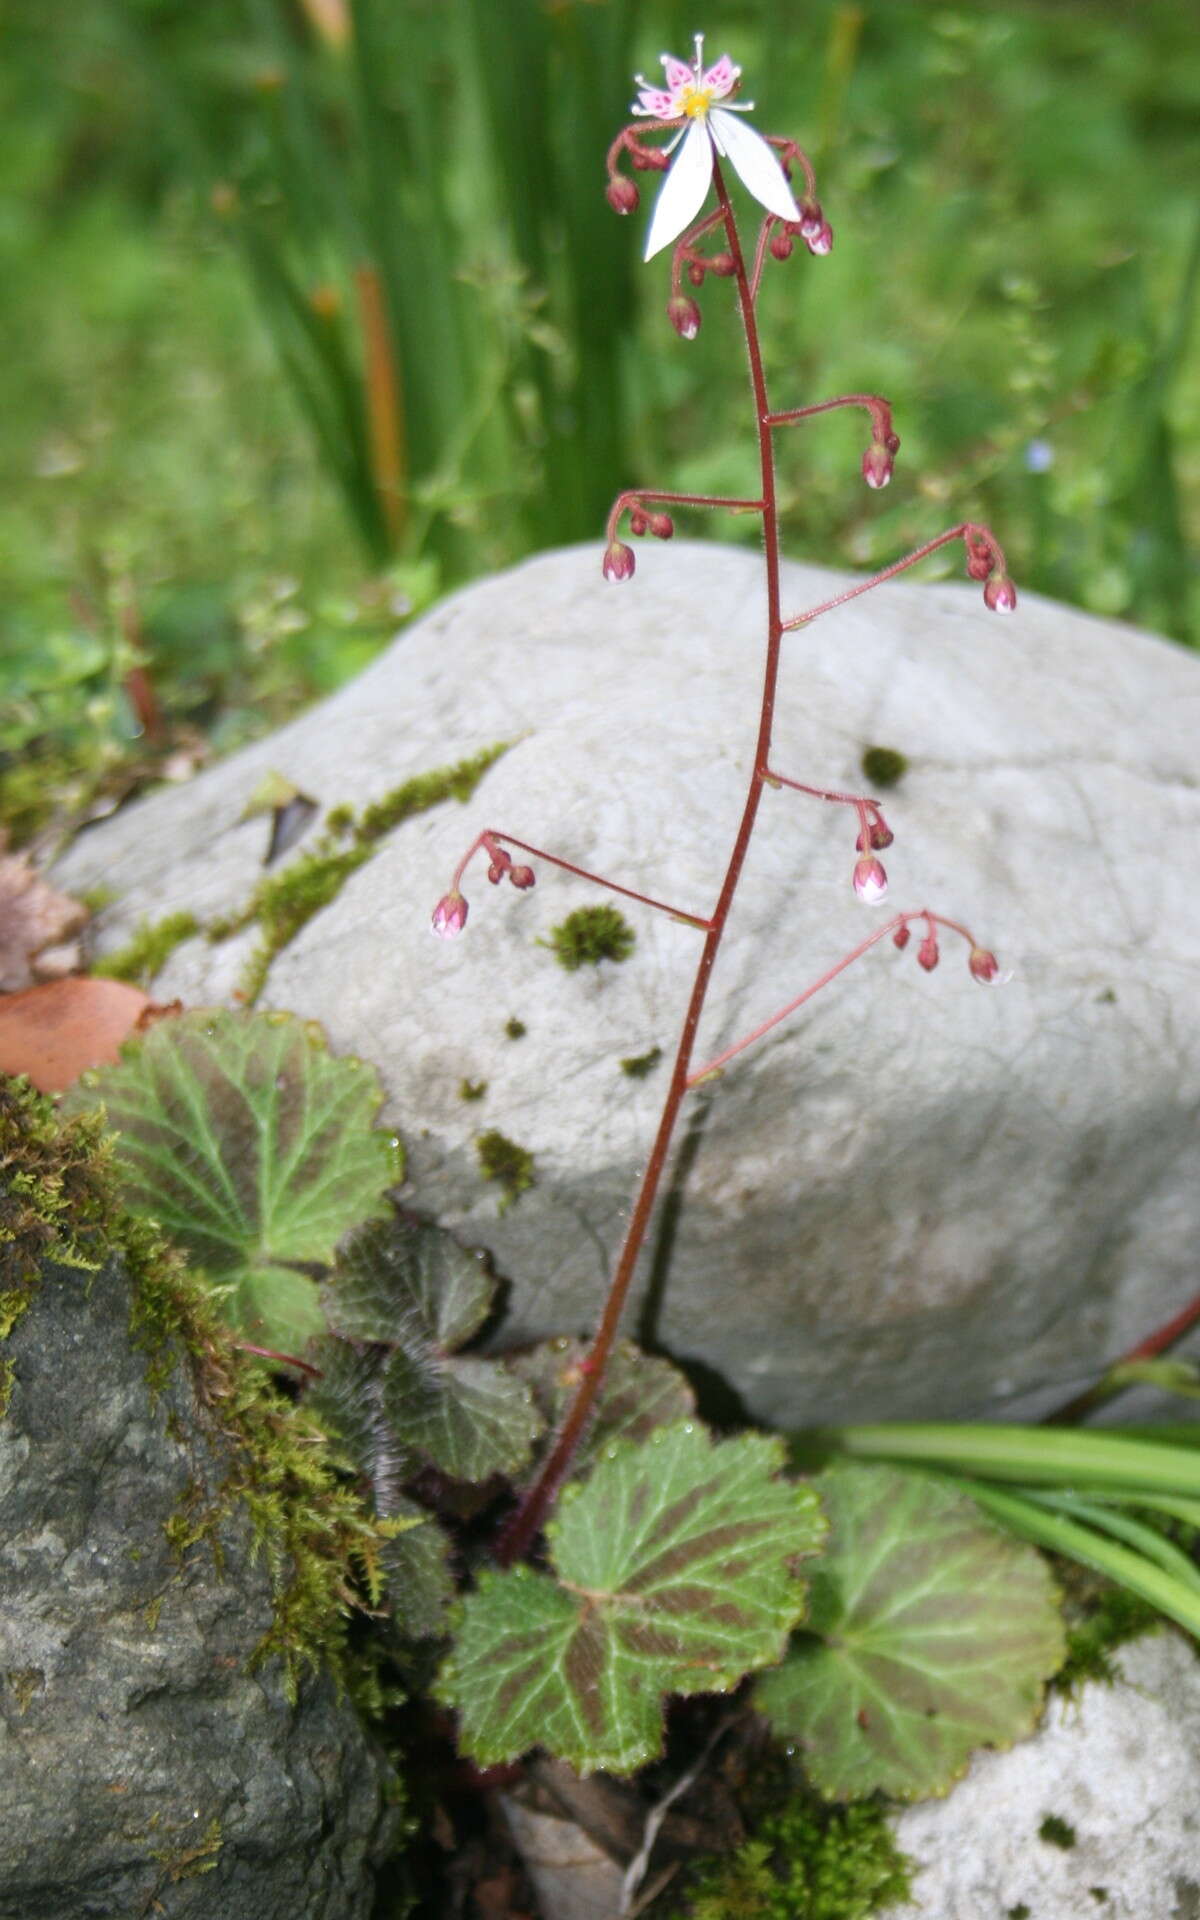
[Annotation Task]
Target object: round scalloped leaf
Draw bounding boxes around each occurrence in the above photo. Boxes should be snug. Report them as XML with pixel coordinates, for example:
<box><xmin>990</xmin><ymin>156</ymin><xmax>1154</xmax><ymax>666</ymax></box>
<box><xmin>322</xmin><ymin>1213</ymin><xmax>493</xmax><ymax>1350</ymax></box>
<box><xmin>755</xmin><ymin>1463</ymin><xmax>1065</xmax><ymax>1802</ymax></box>
<box><xmin>509</xmin><ymin>1337</ymin><xmax>696</xmax><ymax>1474</ymax></box>
<box><xmin>381</xmin><ymin>1345</ymin><xmax>542</xmax><ymax>1483</ymax></box>
<box><xmin>438</xmin><ymin>1422</ymin><xmax>825</xmax><ymax>1774</ymax></box>
<box><xmin>380</xmin><ymin>1498</ymin><xmax>456</xmax><ymax>1640</ymax></box>
<box><xmin>68</xmin><ymin>1009</ymin><xmax>399</xmax><ymax>1348</ymax></box>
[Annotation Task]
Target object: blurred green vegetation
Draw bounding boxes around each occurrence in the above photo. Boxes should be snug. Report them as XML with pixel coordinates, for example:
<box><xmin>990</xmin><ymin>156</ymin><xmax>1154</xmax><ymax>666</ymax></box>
<box><xmin>2</xmin><ymin>0</ymin><xmax>1197</xmax><ymax>843</ymax></box>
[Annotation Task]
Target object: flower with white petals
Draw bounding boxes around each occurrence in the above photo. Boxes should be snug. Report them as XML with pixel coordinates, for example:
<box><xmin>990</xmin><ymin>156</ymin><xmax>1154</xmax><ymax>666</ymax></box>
<box><xmin>632</xmin><ymin>34</ymin><xmax>801</xmax><ymax>261</ymax></box>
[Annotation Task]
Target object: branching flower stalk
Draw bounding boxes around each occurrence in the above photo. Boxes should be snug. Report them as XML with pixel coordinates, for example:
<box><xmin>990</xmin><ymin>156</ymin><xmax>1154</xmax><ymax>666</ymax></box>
<box><xmin>431</xmin><ymin>34</ymin><xmax>1015</xmax><ymax>1564</ymax></box>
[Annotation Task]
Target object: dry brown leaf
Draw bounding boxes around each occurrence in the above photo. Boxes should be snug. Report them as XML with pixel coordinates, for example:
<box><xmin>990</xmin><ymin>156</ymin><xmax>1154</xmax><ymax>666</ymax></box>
<box><xmin>0</xmin><ymin>846</ymin><xmax>89</xmax><ymax>991</ymax></box>
<box><xmin>0</xmin><ymin>977</ymin><xmax>174</xmax><ymax>1093</ymax></box>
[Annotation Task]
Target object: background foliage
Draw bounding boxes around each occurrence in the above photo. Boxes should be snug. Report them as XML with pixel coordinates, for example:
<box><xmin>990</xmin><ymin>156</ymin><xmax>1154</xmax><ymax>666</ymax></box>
<box><xmin>3</xmin><ymin>0</ymin><xmax>1197</xmax><ymax>840</ymax></box>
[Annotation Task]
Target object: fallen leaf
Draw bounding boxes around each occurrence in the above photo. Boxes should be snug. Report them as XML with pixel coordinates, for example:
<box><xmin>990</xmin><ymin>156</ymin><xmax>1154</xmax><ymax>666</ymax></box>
<box><xmin>0</xmin><ymin>977</ymin><xmax>169</xmax><ymax>1092</ymax></box>
<box><xmin>0</xmin><ymin>847</ymin><xmax>89</xmax><ymax>990</ymax></box>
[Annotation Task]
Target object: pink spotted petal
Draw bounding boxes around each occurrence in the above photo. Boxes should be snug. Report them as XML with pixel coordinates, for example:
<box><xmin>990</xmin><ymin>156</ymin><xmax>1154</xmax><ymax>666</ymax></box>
<box><xmin>661</xmin><ymin>53</ymin><xmax>692</xmax><ymax>91</ymax></box>
<box><xmin>702</xmin><ymin>53</ymin><xmax>738</xmax><ymax>97</ymax></box>
<box><xmin>636</xmin><ymin>86</ymin><xmax>676</xmax><ymax>116</ymax></box>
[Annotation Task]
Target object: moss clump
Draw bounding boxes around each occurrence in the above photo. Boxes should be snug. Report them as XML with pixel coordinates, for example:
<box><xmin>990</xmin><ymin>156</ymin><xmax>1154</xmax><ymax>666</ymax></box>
<box><xmin>504</xmin><ymin>1017</ymin><xmax>527</xmax><ymax>1040</ymax></box>
<box><xmin>674</xmin><ymin>1798</ymin><xmax>912</xmax><ymax>1920</ymax></box>
<box><xmin>0</xmin><ymin>1355</ymin><xmax>14</xmax><ymax>1419</ymax></box>
<box><xmin>475</xmin><ymin>1129</ymin><xmax>535</xmax><ymax>1212</ymax></box>
<box><xmin>546</xmin><ymin>904</ymin><xmax>635</xmax><ymax>972</ymax></box>
<box><xmin>1007</xmin><ymin>1906</ymin><xmax>1031</xmax><ymax>1919</ymax></box>
<box><xmin>860</xmin><ymin>745</ymin><xmax>908</xmax><ymax>788</ymax></box>
<box><xmin>211</xmin><ymin>742</ymin><xmax>510</xmax><ymax>1003</ymax></box>
<box><xmin>0</xmin><ymin>1079</ymin><xmax>395</xmax><ymax>1702</ymax></box>
<box><xmin>1052</xmin><ymin>1574</ymin><xmax>1159</xmax><ymax>1695</ymax></box>
<box><xmin>93</xmin><ymin>910</ymin><xmax>200</xmax><ymax>984</ymax></box>
<box><xmin>458</xmin><ymin>1078</ymin><xmax>487</xmax><ymax>1102</ymax></box>
<box><xmin>620</xmin><ymin>1046</ymin><xmax>662</xmax><ymax>1079</ymax></box>
<box><xmin>1038</xmin><ymin>1814</ymin><xmax>1076</xmax><ymax>1850</ymax></box>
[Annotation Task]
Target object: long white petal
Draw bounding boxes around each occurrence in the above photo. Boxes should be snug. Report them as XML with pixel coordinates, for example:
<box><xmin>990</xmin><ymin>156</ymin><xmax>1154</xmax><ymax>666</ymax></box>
<box><xmin>643</xmin><ymin>119</ymin><xmax>714</xmax><ymax>262</ymax></box>
<box><xmin>709</xmin><ymin>109</ymin><xmax>800</xmax><ymax>225</ymax></box>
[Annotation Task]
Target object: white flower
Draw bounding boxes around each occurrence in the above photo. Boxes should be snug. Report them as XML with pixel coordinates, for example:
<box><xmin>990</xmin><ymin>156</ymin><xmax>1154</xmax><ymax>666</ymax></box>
<box><xmin>632</xmin><ymin>34</ymin><xmax>801</xmax><ymax>261</ymax></box>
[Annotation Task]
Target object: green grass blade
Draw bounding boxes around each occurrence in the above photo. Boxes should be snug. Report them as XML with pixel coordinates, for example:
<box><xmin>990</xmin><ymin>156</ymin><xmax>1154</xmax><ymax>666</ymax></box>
<box><xmin>813</xmin><ymin>1423</ymin><xmax>1200</xmax><ymax>1497</ymax></box>
<box><xmin>1017</xmin><ymin>1489</ymin><xmax>1200</xmax><ymax>1593</ymax></box>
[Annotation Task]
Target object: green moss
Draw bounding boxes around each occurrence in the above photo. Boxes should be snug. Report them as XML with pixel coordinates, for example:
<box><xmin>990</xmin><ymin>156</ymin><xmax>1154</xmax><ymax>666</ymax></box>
<box><xmin>1038</xmin><ymin>1814</ymin><xmax>1076</xmax><ymax>1850</ymax></box>
<box><xmin>673</xmin><ymin>1797</ymin><xmax>912</xmax><ymax>1920</ymax></box>
<box><xmin>151</xmin><ymin>1814</ymin><xmax>223</xmax><ymax>1883</ymax></box>
<box><xmin>475</xmin><ymin>1128</ymin><xmax>535</xmax><ymax>1212</ymax></box>
<box><xmin>860</xmin><ymin>745</ymin><xmax>908</xmax><ymax>788</ymax></box>
<box><xmin>0</xmin><ymin>1355</ymin><xmax>13</xmax><ymax>1419</ymax></box>
<box><xmin>93</xmin><ymin>910</ymin><xmax>200</xmax><ymax>984</ymax></box>
<box><xmin>1007</xmin><ymin>1906</ymin><xmax>1031</xmax><ymax>1919</ymax></box>
<box><xmin>0</xmin><ymin>1080</ymin><xmax>398</xmax><ymax>1705</ymax></box>
<box><xmin>620</xmin><ymin>1046</ymin><xmax>662</xmax><ymax>1079</ymax></box>
<box><xmin>458</xmin><ymin>1078</ymin><xmax>488</xmax><ymax>1102</ymax></box>
<box><xmin>1090</xmin><ymin>1892</ymin><xmax>1110</xmax><ymax>1904</ymax></box>
<box><xmin>545</xmin><ymin>903</ymin><xmax>635</xmax><ymax>971</ymax></box>
<box><xmin>210</xmin><ymin>742</ymin><xmax>510</xmax><ymax>1002</ymax></box>
<box><xmin>5</xmin><ymin>1668</ymin><xmax>43</xmax><ymax>1715</ymax></box>
<box><xmin>504</xmin><ymin>1017</ymin><xmax>527</xmax><ymax>1040</ymax></box>
<box><xmin>1053</xmin><ymin>1575</ymin><xmax>1159</xmax><ymax>1695</ymax></box>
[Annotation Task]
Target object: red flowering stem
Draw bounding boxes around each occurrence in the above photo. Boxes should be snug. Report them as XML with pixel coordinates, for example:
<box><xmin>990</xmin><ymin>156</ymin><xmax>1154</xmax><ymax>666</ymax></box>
<box><xmin>766</xmin><ymin>394</ymin><xmax>893</xmax><ymax>436</ymax></box>
<box><xmin>235</xmin><ymin>1341</ymin><xmax>323</xmax><ymax>1378</ymax></box>
<box><xmin>782</xmin><ymin>522</ymin><xmax>1007</xmax><ymax>631</ymax></box>
<box><xmin>685</xmin><ymin>915</ymin><xmax>909</xmax><ymax>1085</ymax></box>
<box><xmin>765</xmin><ymin>767</ymin><xmax>883</xmax><ymax>814</ymax></box>
<box><xmin>452</xmin><ymin>830</ymin><xmax>711</xmax><ymax>929</ymax></box>
<box><xmin>606</xmin><ymin>488</ymin><xmax>763</xmax><ymax>544</ymax></box>
<box><xmin>672</xmin><ymin>208</ymin><xmax>728</xmax><ymax>291</ymax></box>
<box><xmin>765</xmin><ymin>134</ymin><xmax>818</xmax><ymax>200</ymax></box>
<box><xmin>496</xmin><ymin>158</ymin><xmax>782</xmax><ymax>1566</ymax></box>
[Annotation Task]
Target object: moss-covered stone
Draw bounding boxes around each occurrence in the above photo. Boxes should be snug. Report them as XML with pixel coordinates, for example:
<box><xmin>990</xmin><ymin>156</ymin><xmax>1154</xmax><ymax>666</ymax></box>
<box><xmin>668</xmin><ymin>1793</ymin><xmax>912</xmax><ymax>1920</ymax></box>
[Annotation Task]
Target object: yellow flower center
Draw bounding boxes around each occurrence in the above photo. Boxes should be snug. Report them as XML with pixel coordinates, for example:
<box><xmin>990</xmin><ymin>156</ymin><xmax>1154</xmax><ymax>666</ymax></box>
<box><xmin>681</xmin><ymin>83</ymin><xmax>714</xmax><ymax>119</ymax></box>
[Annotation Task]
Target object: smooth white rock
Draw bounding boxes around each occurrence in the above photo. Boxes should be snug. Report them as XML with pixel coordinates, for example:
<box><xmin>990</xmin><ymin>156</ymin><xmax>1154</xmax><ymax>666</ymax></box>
<box><xmin>55</xmin><ymin>542</ymin><xmax>1200</xmax><ymax>1426</ymax></box>
<box><xmin>881</xmin><ymin>1632</ymin><xmax>1200</xmax><ymax>1920</ymax></box>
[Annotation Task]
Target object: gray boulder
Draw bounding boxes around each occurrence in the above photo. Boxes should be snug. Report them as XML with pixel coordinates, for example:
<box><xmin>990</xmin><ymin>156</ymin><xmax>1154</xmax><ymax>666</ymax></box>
<box><xmin>0</xmin><ymin>1234</ymin><xmax>398</xmax><ymax>1917</ymax></box>
<box><xmin>56</xmin><ymin>542</ymin><xmax>1200</xmax><ymax>1427</ymax></box>
<box><xmin>882</xmin><ymin>1631</ymin><xmax>1200</xmax><ymax>1920</ymax></box>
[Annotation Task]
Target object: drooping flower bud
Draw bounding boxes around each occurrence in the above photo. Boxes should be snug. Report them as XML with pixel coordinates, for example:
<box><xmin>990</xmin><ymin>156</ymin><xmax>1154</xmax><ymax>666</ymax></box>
<box><xmin>861</xmin><ymin>442</ymin><xmax>894</xmax><ymax>489</ymax></box>
<box><xmin>966</xmin><ymin>551</ymin><xmax>994</xmax><ymax>581</ymax></box>
<box><xmin>855</xmin><ymin>818</ymin><xmax>894</xmax><ymax>852</ymax></box>
<box><xmin>893</xmin><ymin>923</ymin><xmax>911</xmax><ymax>950</ymax></box>
<box><xmin>508</xmin><ymin>865</ymin><xmax>536</xmax><ymax>891</ymax></box>
<box><xmin>852</xmin><ymin>855</ymin><xmax>889</xmax><ymax>904</ymax></box>
<box><xmin>431</xmin><ymin>890</ymin><xmax>468</xmax><ymax>939</ymax></box>
<box><xmin>602</xmin><ymin>540</ymin><xmax>636</xmax><ymax>583</ymax></box>
<box><xmin>709</xmin><ymin>251</ymin><xmax>736</xmax><ymax>277</ymax></box>
<box><xmin>667</xmin><ymin>294</ymin><xmax>702</xmax><ymax>340</ymax></box>
<box><xmin>984</xmin><ymin>574</ymin><xmax>1018</xmax><ymax>613</ymax></box>
<box><xmin>798</xmin><ymin>200</ymin><xmax>823</xmax><ymax>240</ymax></box>
<box><xmin>605</xmin><ymin>174</ymin><xmax>639</xmax><ymax>215</ymax></box>
<box><xmin>629</xmin><ymin>508</ymin><xmax>649</xmax><ymax>536</ymax></box>
<box><xmin>770</xmin><ymin>228</ymin><xmax>794</xmax><ymax>261</ymax></box>
<box><xmin>968</xmin><ymin>946</ymin><xmax>1001</xmax><ymax>984</ymax></box>
<box><xmin>486</xmin><ymin>856</ymin><xmax>510</xmax><ymax>885</ymax></box>
<box><xmin>630</xmin><ymin>143</ymin><xmax>670</xmax><ymax>172</ymax></box>
<box><xmin>805</xmin><ymin>221</ymin><xmax>834</xmax><ymax>256</ymax></box>
<box><xmin>647</xmin><ymin>512</ymin><xmax>674</xmax><ymax>540</ymax></box>
<box><xmin>917</xmin><ymin>930</ymin><xmax>940</xmax><ymax>971</ymax></box>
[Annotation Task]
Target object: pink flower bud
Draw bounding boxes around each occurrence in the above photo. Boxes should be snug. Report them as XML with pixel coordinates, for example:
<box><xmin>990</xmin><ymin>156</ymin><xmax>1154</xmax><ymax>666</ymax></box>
<box><xmin>487</xmin><ymin>858</ymin><xmax>508</xmax><ymax>884</ymax></box>
<box><xmin>629</xmin><ymin>508</ymin><xmax>649</xmax><ymax>536</ymax></box>
<box><xmin>984</xmin><ymin>574</ymin><xmax>1017</xmax><ymax>613</ymax></box>
<box><xmin>884</xmin><ymin>430</ymin><xmax>901</xmax><ymax>455</ymax></box>
<box><xmin>630</xmin><ymin>145</ymin><xmax>669</xmax><ymax>172</ymax></box>
<box><xmin>431</xmin><ymin>890</ymin><xmax>468</xmax><ymax>939</ymax></box>
<box><xmin>602</xmin><ymin>540</ymin><xmax>635</xmax><ymax>583</ymax></box>
<box><xmin>709</xmin><ymin>251</ymin><xmax>736</xmax><ymax>277</ymax></box>
<box><xmin>805</xmin><ymin>221</ymin><xmax>834</xmax><ymax>256</ymax></box>
<box><xmin>893</xmin><ymin>923</ymin><xmax>911</xmax><ymax>950</ymax></box>
<box><xmin>969</xmin><ymin>946</ymin><xmax>1000</xmax><ymax>984</ymax></box>
<box><xmin>966</xmin><ymin>551</ymin><xmax>994</xmax><ymax>581</ymax></box>
<box><xmin>861</xmin><ymin>443</ymin><xmax>894</xmax><ymax>489</ymax></box>
<box><xmin>605</xmin><ymin>175</ymin><xmax>639</xmax><ymax>215</ymax></box>
<box><xmin>647</xmin><ymin>512</ymin><xmax>674</xmax><ymax>540</ymax></box>
<box><xmin>667</xmin><ymin>294</ymin><xmax>702</xmax><ymax>340</ymax></box>
<box><xmin>687</xmin><ymin>261</ymin><xmax>705</xmax><ymax>288</ymax></box>
<box><xmin>917</xmin><ymin>931</ymin><xmax>940</xmax><ymax>972</ymax></box>
<box><xmin>855</xmin><ymin>819</ymin><xmax>894</xmax><ymax>852</ymax></box>
<box><xmin>798</xmin><ymin>201</ymin><xmax>823</xmax><ymax>239</ymax></box>
<box><xmin>508</xmin><ymin>865</ymin><xmax>536</xmax><ymax>891</ymax></box>
<box><xmin>770</xmin><ymin>230</ymin><xmax>794</xmax><ymax>261</ymax></box>
<box><xmin>852</xmin><ymin>855</ymin><xmax>889</xmax><ymax>904</ymax></box>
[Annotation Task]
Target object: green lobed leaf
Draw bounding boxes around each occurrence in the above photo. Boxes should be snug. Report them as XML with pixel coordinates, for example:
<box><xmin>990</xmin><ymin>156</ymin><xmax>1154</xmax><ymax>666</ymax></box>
<box><xmin>438</xmin><ymin>1422</ymin><xmax>826</xmax><ymax>1774</ymax></box>
<box><xmin>755</xmin><ymin>1463</ymin><xmax>1065</xmax><ymax>1802</ymax></box>
<box><xmin>321</xmin><ymin>1214</ymin><xmax>543</xmax><ymax>1483</ymax></box>
<box><xmin>509</xmin><ymin>1336</ymin><xmax>696</xmax><ymax>1475</ymax></box>
<box><xmin>380</xmin><ymin>1497</ymin><xmax>456</xmax><ymax>1640</ymax></box>
<box><xmin>68</xmin><ymin>1009</ymin><xmax>399</xmax><ymax>1349</ymax></box>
